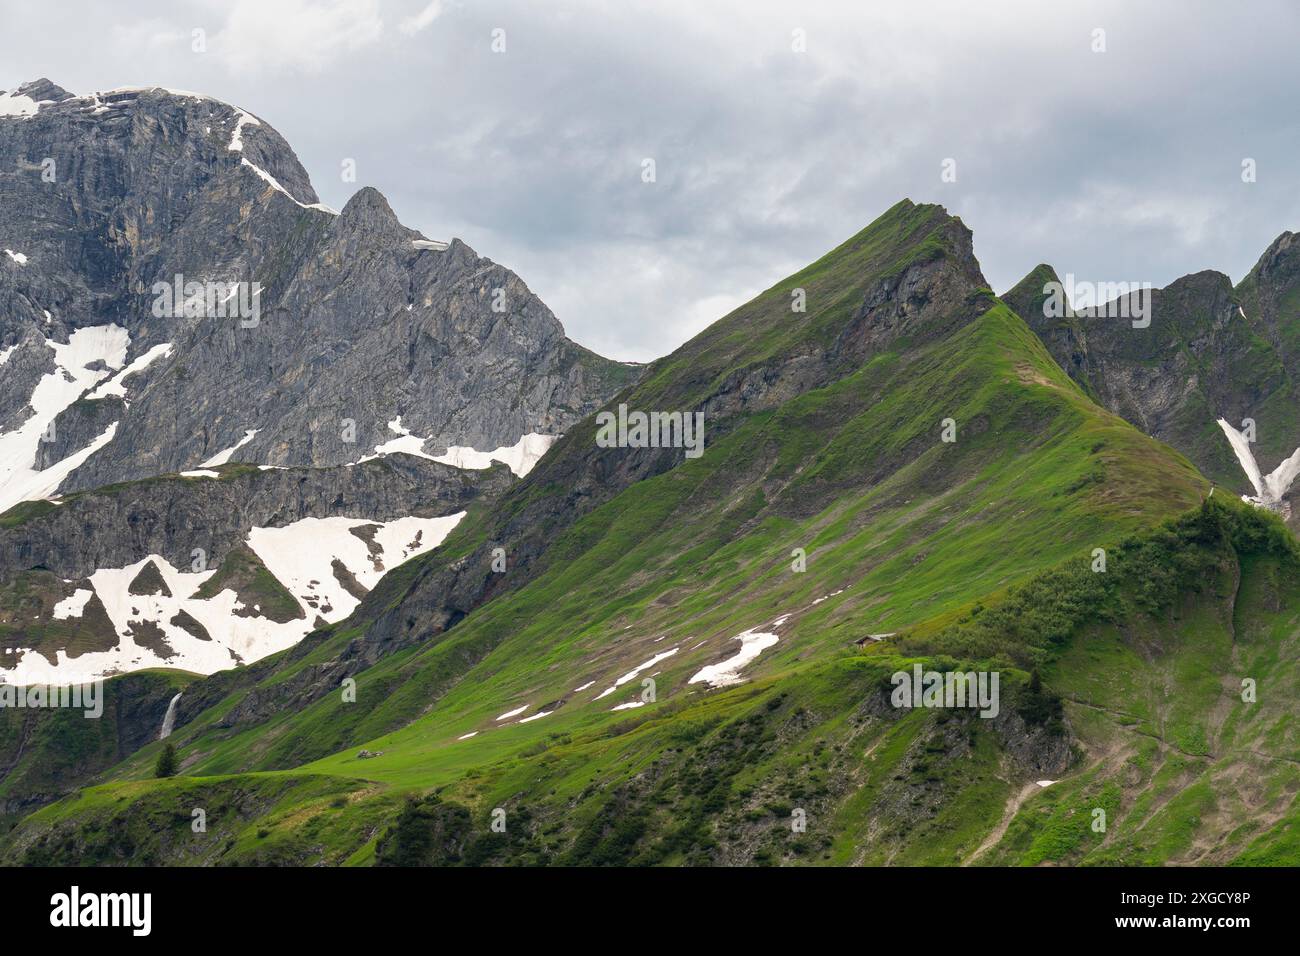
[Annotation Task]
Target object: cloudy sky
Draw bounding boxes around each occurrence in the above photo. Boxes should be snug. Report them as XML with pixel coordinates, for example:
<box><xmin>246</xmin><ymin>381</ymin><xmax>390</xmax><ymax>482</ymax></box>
<box><xmin>3</xmin><ymin>0</ymin><xmax>1299</xmax><ymax>361</ymax></box>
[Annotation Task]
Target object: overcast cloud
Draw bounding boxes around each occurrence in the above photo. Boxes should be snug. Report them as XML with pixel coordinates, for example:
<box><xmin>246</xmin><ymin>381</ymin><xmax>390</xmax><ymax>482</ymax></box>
<box><xmin>3</xmin><ymin>0</ymin><xmax>1299</xmax><ymax>361</ymax></box>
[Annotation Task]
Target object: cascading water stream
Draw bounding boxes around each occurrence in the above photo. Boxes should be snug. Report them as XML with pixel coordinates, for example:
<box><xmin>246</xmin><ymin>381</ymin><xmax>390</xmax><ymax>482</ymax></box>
<box><xmin>159</xmin><ymin>692</ymin><xmax>182</xmax><ymax>740</ymax></box>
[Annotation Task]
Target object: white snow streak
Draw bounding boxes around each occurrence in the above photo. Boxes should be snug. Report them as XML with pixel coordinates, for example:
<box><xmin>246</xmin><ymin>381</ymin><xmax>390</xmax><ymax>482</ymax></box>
<box><xmin>86</xmin><ymin>343</ymin><xmax>173</xmax><ymax>401</ymax></box>
<box><xmin>688</xmin><ymin>627</ymin><xmax>780</xmax><ymax>688</ymax></box>
<box><xmin>199</xmin><ymin>429</ymin><xmax>258</xmax><ymax>467</ymax></box>
<box><xmin>239</xmin><ymin>158</ymin><xmax>337</xmax><ymax>214</ymax></box>
<box><xmin>227</xmin><ymin>109</ymin><xmax>260</xmax><ymax>151</ymax></box>
<box><xmin>1216</xmin><ymin>417</ymin><xmax>1300</xmax><ymax>509</ymax></box>
<box><xmin>0</xmin><ymin>324</ymin><xmax>128</xmax><ymax>515</ymax></box>
<box><xmin>593</xmin><ymin>647</ymin><xmax>678</xmax><ymax>700</ymax></box>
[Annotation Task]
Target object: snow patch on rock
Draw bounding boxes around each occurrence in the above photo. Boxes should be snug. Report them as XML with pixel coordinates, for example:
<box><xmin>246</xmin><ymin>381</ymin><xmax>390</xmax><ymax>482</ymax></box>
<box><xmin>52</xmin><ymin>588</ymin><xmax>93</xmax><ymax>620</ymax></box>
<box><xmin>0</xmin><ymin>324</ymin><xmax>128</xmax><ymax>515</ymax></box>
<box><xmin>200</xmin><ymin>429</ymin><xmax>258</xmax><ymax>467</ymax></box>
<box><xmin>86</xmin><ymin>343</ymin><xmax>173</xmax><ymax>401</ymax></box>
<box><xmin>359</xmin><ymin>418</ymin><xmax>557</xmax><ymax>478</ymax></box>
<box><xmin>0</xmin><ymin>90</ymin><xmax>43</xmax><ymax>118</ymax></box>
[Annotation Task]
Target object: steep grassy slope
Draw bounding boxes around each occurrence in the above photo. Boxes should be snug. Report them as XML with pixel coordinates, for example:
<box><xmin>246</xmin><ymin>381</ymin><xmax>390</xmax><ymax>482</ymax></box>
<box><xmin>5</xmin><ymin>200</ymin><xmax>1267</xmax><ymax>867</ymax></box>
<box><xmin>8</xmin><ymin>499</ymin><xmax>1294</xmax><ymax>867</ymax></box>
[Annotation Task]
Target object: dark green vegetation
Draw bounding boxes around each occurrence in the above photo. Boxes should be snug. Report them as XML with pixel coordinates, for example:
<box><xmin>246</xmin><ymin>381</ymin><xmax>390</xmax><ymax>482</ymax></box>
<box><xmin>0</xmin><ymin>571</ymin><xmax>117</xmax><ymax>663</ymax></box>
<box><xmin>0</xmin><ymin>668</ymin><xmax>196</xmax><ymax>833</ymax></box>
<box><xmin>154</xmin><ymin>743</ymin><xmax>177</xmax><ymax>779</ymax></box>
<box><xmin>4</xmin><ymin>201</ymin><xmax>1297</xmax><ymax>867</ymax></box>
<box><xmin>191</xmin><ymin>544</ymin><xmax>303</xmax><ymax>624</ymax></box>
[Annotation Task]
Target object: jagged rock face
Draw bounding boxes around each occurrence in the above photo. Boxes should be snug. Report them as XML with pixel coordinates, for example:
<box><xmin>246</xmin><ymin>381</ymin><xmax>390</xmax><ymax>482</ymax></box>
<box><xmin>0</xmin><ymin>453</ymin><xmax>511</xmax><ymax>684</ymax></box>
<box><xmin>0</xmin><ymin>80</ymin><xmax>635</xmax><ymax>495</ymax></box>
<box><xmin>0</xmin><ymin>454</ymin><xmax>510</xmax><ymax>585</ymax></box>
<box><xmin>1003</xmin><ymin>261</ymin><xmax>1300</xmax><ymax>515</ymax></box>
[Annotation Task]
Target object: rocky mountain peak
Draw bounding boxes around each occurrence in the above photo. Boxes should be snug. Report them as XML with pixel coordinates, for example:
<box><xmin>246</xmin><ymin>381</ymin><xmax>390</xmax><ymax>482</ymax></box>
<box><xmin>11</xmin><ymin>78</ymin><xmax>73</xmax><ymax>103</ymax></box>
<box><xmin>1249</xmin><ymin>230</ymin><xmax>1298</xmax><ymax>281</ymax></box>
<box><xmin>337</xmin><ymin>185</ymin><xmax>410</xmax><ymax>240</ymax></box>
<box><xmin>0</xmin><ymin>78</ymin><xmax>637</xmax><ymax>501</ymax></box>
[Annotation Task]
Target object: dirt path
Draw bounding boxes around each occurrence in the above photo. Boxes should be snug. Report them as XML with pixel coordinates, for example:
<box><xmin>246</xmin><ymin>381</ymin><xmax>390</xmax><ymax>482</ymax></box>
<box><xmin>963</xmin><ymin>780</ymin><xmax>1039</xmax><ymax>866</ymax></box>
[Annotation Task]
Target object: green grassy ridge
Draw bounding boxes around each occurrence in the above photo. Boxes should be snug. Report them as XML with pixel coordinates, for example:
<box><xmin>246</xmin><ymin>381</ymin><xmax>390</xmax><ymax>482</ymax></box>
<box><xmin>974</xmin><ymin>502</ymin><xmax>1300</xmax><ymax>866</ymax></box>
<box><xmin>125</xmin><ymin>301</ymin><xmax>1201</xmax><ymax>785</ymax></box>
<box><xmin>897</xmin><ymin>494</ymin><xmax>1296</xmax><ymax>665</ymax></box>
<box><xmin>625</xmin><ymin>199</ymin><xmax>980</xmax><ymax>413</ymax></box>
<box><xmin>3</xmin><ymin>202</ymin><xmax>1259</xmax><ymax>866</ymax></box>
<box><xmin>65</xmin><ymin>200</ymin><xmax>1002</xmax><ymax>779</ymax></box>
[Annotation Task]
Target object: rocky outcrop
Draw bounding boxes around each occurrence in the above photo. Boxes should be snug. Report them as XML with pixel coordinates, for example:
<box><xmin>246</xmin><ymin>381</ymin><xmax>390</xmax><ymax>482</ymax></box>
<box><xmin>1003</xmin><ymin>258</ymin><xmax>1300</xmax><ymax>514</ymax></box>
<box><xmin>0</xmin><ymin>453</ymin><xmax>509</xmax><ymax>585</ymax></box>
<box><xmin>0</xmin><ymin>80</ymin><xmax>637</xmax><ymax>495</ymax></box>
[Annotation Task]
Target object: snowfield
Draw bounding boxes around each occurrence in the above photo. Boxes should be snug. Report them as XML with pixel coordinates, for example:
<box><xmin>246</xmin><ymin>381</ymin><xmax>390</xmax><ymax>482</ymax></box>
<box><xmin>0</xmin><ymin>324</ymin><xmax>129</xmax><ymax>515</ymax></box>
<box><xmin>1</xmin><ymin>512</ymin><xmax>466</xmax><ymax>684</ymax></box>
<box><xmin>246</xmin><ymin>512</ymin><xmax>465</xmax><ymax>624</ymax></box>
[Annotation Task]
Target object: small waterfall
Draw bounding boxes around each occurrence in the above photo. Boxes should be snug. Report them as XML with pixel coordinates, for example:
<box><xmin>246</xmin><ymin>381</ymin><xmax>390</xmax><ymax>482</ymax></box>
<box><xmin>159</xmin><ymin>692</ymin><xmax>182</xmax><ymax>740</ymax></box>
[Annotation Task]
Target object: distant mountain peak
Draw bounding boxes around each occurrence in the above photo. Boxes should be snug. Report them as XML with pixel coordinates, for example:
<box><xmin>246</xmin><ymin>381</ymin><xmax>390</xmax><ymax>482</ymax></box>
<box><xmin>12</xmin><ymin>78</ymin><xmax>72</xmax><ymax>102</ymax></box>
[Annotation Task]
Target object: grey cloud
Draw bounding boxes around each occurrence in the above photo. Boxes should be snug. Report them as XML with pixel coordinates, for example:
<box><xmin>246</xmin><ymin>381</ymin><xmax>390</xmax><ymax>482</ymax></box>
<box><xmin>3</xmin><ymin>0</ymin><xmax>1299</xmax><ymax>360</ymax></box>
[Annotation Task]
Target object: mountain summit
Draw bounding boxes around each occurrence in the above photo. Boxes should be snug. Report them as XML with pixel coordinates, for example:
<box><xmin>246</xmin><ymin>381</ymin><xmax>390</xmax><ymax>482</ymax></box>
<box><xmin>0</xmin><ymin>81</ymin><xmax>637</xmax><ymax>497</ymax></box>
